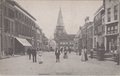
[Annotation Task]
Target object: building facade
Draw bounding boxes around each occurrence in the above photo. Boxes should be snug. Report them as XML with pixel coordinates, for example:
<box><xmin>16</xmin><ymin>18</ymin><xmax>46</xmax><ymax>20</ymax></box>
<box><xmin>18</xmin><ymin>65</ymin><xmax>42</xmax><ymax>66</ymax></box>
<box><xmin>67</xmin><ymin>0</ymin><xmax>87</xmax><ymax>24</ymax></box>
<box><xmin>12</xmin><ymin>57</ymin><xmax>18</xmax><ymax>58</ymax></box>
<box><xmin>81</xmin><ymin>17</ymin><xmax>94</xmax><ymax>51</ymax></box>
<box><xmin>74</xmin><ymin>26</ymin><xmax>82</xmax><ymax>54</ymax></box>
<box><xmin>74</xmin><ymin>17</ymin><xmax>93</xmax><ymax>53</ymax></box>
<box><xmin>104</xmin><ymin>0</ymin><xmax>119</xmax><ymax>52</ymax></box>
<box><xmin>0</xmin><ymin>0</ymin><xmax>43</xmax><ymax>57</ymax></box>
<box><xmin>87</xmin><ymin>22</ymin><xmax>94</xmax><ymax>51</ymax></box>
<box><xmin>94</xmin><ymin>5</ymin><xmax>105</xmax><ymax>50</ymax></box>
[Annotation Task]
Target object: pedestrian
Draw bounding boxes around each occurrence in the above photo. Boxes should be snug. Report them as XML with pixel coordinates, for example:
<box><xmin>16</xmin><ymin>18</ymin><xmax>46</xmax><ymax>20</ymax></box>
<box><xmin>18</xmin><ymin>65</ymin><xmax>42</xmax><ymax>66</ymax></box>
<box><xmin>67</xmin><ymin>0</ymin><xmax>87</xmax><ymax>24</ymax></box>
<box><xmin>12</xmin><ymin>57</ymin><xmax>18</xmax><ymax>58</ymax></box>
<box><xmin>27</xmin><ymin>47</ymin><xmax>32</xmax><ymax>60</ymax></box>
<box><xmin>38</xmin><ymin>49</ymin><xmax>43</xmax><ymax>64</ymax></box>
<box><xmin>55</xmin><ymin>47</ymin><xmax>61</xmax><ymax>62</ymax></box>
<box><xmin>81</xmin><ymin>48</ymin><xmax>85</xmax><ymax>61</ymax></box>
<box><xmin>32</xmin><ymin>47</ymin><xmax>37</xmax><ymax>63</ymax></box>
<box><xmin>63</xmin><ymin>47</ymin><xmax>68</xmax><ymax>59</ymax></box>
<box><xmin>68</xmin><ymin>47</ymin><xmax>71</xmax><ymax>53</ymax></box>
<box><xmin>84</xmin><ymin>47</ymin><xmax>88</xmax><ymax>61</ymax></box>
<box><xmin>90</xmin><ymin>48</ymin><xmax>94</xmax><ymax>58</ymax></box>
<box><xmin>116</xmin><ymin>46</ymin><xmax>120</xmax><ymax>65</ymax></box>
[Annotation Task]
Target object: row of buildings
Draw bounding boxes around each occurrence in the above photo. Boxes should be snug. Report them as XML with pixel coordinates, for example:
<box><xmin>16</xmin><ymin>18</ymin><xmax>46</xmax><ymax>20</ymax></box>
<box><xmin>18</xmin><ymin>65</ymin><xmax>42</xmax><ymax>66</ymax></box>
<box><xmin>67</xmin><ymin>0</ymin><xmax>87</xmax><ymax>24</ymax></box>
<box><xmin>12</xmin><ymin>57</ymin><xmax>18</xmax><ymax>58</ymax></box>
<box><xmin>74</xmin><ymin>0</ymin><xmax>120</xmax><ymax>53</ymax></box>
<box><xmin>0</xmin><ymin>0</ymin><xmax>48</xmax><ymax>58</ymax></box>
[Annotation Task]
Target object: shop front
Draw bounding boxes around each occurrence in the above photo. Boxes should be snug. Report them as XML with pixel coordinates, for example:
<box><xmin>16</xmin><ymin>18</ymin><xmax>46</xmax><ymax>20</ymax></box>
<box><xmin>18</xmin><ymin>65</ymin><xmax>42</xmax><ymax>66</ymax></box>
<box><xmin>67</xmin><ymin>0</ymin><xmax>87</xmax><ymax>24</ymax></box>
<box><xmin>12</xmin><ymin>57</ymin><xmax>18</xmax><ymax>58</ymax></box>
<box><xmin>106</xmin><ymin>35</ymin><xmax>118</xmax><ymax>53</ymax></box>
<box><xmin>15</xmin><ymin>37</ymin><xmax>32</xmax><ymax>55</ymax></box>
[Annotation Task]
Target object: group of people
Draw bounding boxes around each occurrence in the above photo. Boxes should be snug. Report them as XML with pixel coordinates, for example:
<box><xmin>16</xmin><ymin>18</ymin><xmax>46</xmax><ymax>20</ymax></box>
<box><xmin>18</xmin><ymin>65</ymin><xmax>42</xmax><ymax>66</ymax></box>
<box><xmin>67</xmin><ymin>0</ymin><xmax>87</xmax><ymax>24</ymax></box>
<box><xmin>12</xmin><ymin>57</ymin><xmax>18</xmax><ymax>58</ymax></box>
<box><xmin>27</xmin><ymin>46</ymin><xmax>120</xmax><ymax>65</ymax></box>
<box><xmin>81</xmin><ymin>47</ymin><xmax>88</xmax><ymax>61</ymax></box>
<box><xmin>55</xmin><ymin>47</ymin><xmax>69</xmax><ymax>62</ymax></box>
<box><xmin>27</xmin><ymin>47</ymin><xmax>43</xmax><ymax>64</ymax></box>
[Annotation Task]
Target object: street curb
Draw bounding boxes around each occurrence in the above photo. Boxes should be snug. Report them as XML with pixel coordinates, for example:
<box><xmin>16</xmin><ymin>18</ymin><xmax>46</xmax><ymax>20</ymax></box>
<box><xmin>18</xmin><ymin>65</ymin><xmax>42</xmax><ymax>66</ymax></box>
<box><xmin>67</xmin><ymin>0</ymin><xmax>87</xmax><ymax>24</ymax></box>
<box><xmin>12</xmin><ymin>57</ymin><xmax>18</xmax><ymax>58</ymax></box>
<box><xmin>0</xmin><ymin>55</ymin><xmax>23</xmax><ymax>60</ymax></box>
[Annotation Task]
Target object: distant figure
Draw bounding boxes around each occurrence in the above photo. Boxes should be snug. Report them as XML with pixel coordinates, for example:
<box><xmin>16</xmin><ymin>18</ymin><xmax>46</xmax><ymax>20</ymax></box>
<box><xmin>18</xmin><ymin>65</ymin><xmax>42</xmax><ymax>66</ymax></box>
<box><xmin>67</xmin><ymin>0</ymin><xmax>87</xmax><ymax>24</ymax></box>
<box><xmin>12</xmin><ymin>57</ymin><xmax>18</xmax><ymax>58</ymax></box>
<box><xmin>27</xmin><ymin>47</ymin><xmax>32</xmax><ymax>60</ymax></box>
<box><xmin>79</xmin><ymin>49</ymin><xmax>81</xmax><ymax>56</ymax></box>
<box><xmin>81</xmin><ymin>48</ymin><xmax>85</xmax><ymax>61</ymax></box>
<box><xmin>81</xmin><ymin>47</ymin><xmax>88</xmax><ymax>61</ymax></box>
<box><xmin>60</xmin><ymin>48</ymin><xmax>63</xmax><ymax>53</ymax></box>
<box><xmin>38</xmin><ymin>49</ymin><xmax>43</xmax><ymax>64</ymax></box>
<box><xmin>55</xmin><ymin>48</ymin><xmax>61</xmax><ymax>62</ymax></box>
<box><xmin>9</xmin><ymin>48</ymin><xmax>13</xmax><ymax>56</ymax></box>
<box><xmin>32</xmin><ymin>48</ymin><xmax>37</xmax><ymax>63</ymax></box>
<box><xmin>63</xmin><ymin>47</ymin><xmax>68</xmax><ymax>59</ymax></box>
<box><xmin>90</xmin><ymin>48</ymin><xmax>94</xmax><ymax>59</ymax></box>
<box><xmin>116</xmin><ymin>47</ymin><xmax>120</xmax><ymax>65</ymax></box>
<box><xmin>84</xmin><ymin>48</ymin><xmax>88</xmax><ymax>61</ymax></box>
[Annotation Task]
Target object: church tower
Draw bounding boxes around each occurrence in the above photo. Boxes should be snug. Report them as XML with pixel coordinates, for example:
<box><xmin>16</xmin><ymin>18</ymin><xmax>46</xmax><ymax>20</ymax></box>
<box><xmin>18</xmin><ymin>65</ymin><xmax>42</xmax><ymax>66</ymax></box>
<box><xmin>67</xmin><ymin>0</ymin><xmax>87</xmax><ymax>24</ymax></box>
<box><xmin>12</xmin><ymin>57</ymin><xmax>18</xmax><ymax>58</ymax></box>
<box><xmin>54</xmin><ymin>8</ymin><xmax>66</xmax><ymax>40</ymax></box>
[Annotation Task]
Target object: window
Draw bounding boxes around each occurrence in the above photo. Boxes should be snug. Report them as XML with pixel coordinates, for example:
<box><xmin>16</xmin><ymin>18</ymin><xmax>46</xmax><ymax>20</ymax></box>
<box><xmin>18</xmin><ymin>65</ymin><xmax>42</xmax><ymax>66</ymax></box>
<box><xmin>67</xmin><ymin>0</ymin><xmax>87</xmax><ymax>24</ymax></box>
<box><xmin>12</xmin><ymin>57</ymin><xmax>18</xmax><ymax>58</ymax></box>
<box><xmin>4</xmin><ymin>6</ymin><xmax>7</xmax><ymax>16</ymax></box>
<box><xmin>4</xmin><ymin>19</ymin><xmax>10</xmax><ymax>33</ymax></box>
<box><xmin>107</xmin><ymin>8</ymin><xmax>111</xmax><ymax>22</ymax></box>
<box><xmin>8</xmin><ymin>8</ymin><xmax>14</xmax><ymax>19</ymax></box>
<box><xmin>114</xmin><ymin>5</ymin><xmax>118</xmax><ymax>20</ymax></box>
<box><xmin>107</xmin><ymin>27</ymin><xmax>110</xmax><ymax>34</ymax></box>
<box><xmin>111</xmin><ymin>27</ymin><xmax>114</xmax><ymax>33</ymax></box>
<box><xmin>115</xmin><ymin>26</ymin><xmax>118</xmax><ymax>33</ymax></box>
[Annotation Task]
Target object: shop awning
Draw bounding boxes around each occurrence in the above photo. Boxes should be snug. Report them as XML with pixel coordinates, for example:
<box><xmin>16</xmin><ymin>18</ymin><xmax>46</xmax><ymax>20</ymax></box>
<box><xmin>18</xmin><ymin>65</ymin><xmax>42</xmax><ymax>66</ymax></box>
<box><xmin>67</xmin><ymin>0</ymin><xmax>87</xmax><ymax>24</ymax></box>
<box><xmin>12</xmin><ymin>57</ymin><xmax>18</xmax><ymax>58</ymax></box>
<box><xmin>16</xmin><ymin>37</ymin><xmax>32</xmax><ymax>46</ymax></box>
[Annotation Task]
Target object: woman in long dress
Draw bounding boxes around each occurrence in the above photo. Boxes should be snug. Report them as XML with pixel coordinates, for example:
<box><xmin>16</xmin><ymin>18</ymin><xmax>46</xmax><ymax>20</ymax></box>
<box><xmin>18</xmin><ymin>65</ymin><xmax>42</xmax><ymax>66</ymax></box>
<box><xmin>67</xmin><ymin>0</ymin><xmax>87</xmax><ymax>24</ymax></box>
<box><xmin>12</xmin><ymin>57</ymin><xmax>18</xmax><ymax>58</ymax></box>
<box><xmin>81</xmin><ymin>48</ymin><xmax>85</xmax><ymax>61</ymax></box>
<box><xmin>38</xmin><ymin>49</ymin><xmax>43</xmax><ymax>64</ymax></box>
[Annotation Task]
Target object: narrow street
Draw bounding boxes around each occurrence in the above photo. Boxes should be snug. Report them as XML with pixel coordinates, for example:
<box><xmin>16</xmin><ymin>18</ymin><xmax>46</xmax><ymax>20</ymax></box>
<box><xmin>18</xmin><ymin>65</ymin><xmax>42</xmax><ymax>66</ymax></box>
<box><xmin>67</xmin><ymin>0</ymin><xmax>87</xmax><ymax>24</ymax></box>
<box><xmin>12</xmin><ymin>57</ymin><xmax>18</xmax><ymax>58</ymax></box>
<box><xmin>0</xmin><ymin>52</ymin><xmax>120</xmax><ymax>75</ymax></box>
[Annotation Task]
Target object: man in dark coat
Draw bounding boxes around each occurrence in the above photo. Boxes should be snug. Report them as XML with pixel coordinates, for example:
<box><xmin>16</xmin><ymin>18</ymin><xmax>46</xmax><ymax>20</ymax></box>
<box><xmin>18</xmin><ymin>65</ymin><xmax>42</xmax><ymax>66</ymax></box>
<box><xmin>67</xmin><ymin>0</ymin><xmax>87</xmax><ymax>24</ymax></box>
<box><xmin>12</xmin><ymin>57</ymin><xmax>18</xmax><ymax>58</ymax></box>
<box><xmin>55</xmin><ymin>48</ymin><xmax>61</xmax><ymax>62</ymax></box>
<box><xmin>32</xmin><ymin>48</ymin><xmax>37</xmax><ymax>63</ymax></box>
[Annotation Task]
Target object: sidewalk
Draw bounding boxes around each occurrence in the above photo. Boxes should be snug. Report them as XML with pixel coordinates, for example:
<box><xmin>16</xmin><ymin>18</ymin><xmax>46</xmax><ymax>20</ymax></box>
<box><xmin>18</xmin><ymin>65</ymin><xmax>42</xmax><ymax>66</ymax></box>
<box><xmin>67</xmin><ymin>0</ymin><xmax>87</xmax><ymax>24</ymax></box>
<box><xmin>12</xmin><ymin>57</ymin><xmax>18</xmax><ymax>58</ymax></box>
<box><xmin>0</xmin><ymin>55</ymin><xmax>22</xmax><ymax>60</ymax></box>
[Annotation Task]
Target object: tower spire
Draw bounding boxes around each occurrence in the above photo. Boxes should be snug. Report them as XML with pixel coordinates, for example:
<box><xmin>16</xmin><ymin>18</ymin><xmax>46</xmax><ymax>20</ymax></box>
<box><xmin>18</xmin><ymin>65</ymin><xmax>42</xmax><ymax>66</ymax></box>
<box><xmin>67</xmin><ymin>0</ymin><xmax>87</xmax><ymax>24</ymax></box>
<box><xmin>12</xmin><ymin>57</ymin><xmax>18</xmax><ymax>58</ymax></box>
<box><xmin>57</xmin><ymin>8</ymin><xmax>64</xmax><ymax>26</ymax></box>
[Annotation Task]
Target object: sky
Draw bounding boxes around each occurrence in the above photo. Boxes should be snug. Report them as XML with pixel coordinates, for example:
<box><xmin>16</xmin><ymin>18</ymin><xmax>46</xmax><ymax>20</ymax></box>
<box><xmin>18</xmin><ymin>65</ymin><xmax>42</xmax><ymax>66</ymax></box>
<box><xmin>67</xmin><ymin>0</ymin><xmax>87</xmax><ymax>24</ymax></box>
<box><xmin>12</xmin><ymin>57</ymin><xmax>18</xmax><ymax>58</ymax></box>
<box><xmin>16</xmin><ymin>0</ymin><xmax>103</xmax><ymax>39</ymax></box>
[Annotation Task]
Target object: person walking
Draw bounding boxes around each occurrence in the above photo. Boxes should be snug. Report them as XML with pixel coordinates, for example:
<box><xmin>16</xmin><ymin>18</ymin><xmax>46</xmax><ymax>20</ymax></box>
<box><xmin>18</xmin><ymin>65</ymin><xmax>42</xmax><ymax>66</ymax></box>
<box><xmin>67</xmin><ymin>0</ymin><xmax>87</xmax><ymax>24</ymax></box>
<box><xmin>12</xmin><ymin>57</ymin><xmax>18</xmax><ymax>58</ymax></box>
<box><xmin>90</xmin><ymin>48</ymin><xmax>94</xmax><ymax>59</ymax></box>
<box><xmin>81</xmin><ymin>48</ymin><xmax>85</xmax><ymax>61</ymax></box>
<box><xmin>32</xmin><ymin>47</ymin><xmax>37</xmax><ymax>63</ymax></box>
<box><xmin>116</xmin><ymin>46</ymin><xmax>120</xmax><ymax>65</ymax></box>
<box><xmin>63</xmin><ymin>47</ymin><xmax>68</xmax><ymax>59</ymax></box>
<box><xmin>55</xmin><ymin>47</ymin><xmax>61</xmax><ymax>62</ymax></box>
<box><xmin>38</xmin><ymin>49</ymin><xmax>43</xmax><ymax>64</ymax></box>
<box><xmin>84</xmin><ymin>47</ymin><xmax>88</xmax><ymax>61</ymax></box>
<box><xmin>27</xmin><ymin>47</ymin><xmax>32</xmax><ymax>60</ymax></box>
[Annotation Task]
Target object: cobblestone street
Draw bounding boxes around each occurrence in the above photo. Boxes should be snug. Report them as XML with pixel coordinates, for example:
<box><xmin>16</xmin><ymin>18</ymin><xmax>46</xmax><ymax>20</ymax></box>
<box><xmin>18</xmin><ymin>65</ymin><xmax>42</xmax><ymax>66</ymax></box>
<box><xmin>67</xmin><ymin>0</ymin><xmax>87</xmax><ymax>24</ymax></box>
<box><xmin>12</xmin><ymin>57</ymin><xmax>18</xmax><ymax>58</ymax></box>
<box><xmin>0</xmin><ymin>52</ymin><xmax>120</xmax><ymax>75</ymax></box>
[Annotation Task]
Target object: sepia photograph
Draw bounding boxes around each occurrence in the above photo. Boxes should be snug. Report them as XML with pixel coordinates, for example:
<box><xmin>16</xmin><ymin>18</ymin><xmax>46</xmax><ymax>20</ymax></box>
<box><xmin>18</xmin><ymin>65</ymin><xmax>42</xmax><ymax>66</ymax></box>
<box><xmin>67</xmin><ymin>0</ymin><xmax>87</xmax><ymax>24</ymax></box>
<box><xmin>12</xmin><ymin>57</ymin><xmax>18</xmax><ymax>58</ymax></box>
<box><xmin>0</xmin><ymin>0</ymin><xmax>120</xmax><ymax>75</ymax></box>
